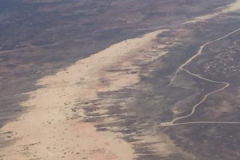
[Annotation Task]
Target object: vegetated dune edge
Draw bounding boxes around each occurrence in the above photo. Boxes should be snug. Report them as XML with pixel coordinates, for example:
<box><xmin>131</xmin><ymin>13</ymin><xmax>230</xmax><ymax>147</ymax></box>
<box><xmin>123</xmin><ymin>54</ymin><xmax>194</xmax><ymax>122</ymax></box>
<box><xmin>0</xmin><ymin>29</ymin><xmax>166</xmax><ymax>160</ymax></box>
<box><xmin>185</xmin><ymin>0</ymin><xmax>240</xmax><ymax>24</ymax></box>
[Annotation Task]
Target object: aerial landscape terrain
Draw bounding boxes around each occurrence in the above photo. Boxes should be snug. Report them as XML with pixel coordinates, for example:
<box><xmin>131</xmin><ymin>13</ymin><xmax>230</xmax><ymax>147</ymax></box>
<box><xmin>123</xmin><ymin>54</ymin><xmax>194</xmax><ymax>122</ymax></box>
<box><xmin>1</xmin><ymin>0</ymin><xmax>240</xmax><ymax>160</ymax></box>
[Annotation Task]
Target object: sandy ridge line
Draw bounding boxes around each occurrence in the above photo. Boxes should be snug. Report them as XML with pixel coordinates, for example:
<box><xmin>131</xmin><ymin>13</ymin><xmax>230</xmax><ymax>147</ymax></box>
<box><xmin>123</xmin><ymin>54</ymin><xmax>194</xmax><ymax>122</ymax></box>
<box><xmin>185</xmin><ymin>0</ymin><xmax>240</xmax><ymax>24</ymax></box>
<box><xmin>0</xmin><ymin>29</ymin><xmax>166</xmax><ymax>160</ymax></box>
<box><xmin>161</xmin><ymin>27</ymin><xmax>240</xmax><ymax>127</ymax></box>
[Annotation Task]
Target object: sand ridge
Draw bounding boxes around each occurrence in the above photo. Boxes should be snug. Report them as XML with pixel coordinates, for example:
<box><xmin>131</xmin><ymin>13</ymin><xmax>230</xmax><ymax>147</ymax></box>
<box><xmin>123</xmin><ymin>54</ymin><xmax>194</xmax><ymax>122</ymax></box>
<box><xmin>185</xmin><ymin>0</ymin><xmax>240</xmax><ymax>24</ymax></box>
<box><xmin>0</xmin><ymin>29</ymin><xmax>166</xmax><ymax>160</ymax></box>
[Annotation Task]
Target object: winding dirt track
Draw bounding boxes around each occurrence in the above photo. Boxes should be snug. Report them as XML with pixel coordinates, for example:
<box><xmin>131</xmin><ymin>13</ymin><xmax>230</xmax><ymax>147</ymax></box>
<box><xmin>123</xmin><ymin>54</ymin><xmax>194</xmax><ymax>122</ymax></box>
<box><xmin>161</xmin><ymin>27</ymin><xmax>240</xmax><ymax>127</ymax></box>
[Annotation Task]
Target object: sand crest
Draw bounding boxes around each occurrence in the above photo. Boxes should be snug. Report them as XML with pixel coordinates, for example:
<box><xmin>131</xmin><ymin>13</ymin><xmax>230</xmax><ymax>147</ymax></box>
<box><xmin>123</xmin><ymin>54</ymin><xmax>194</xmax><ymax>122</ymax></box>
<box><xmin>185</xmin><ymin>0</ymin><xmax>240</xmax><ymax>24</ymax></box>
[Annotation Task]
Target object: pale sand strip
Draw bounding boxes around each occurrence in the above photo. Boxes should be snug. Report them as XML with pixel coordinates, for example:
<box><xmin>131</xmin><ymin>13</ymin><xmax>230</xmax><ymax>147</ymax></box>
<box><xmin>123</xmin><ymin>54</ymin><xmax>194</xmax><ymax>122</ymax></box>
<box><xmin>185</xmin><ymin>0</ymin><xmax>240</xmax><ymax>24</ymax></box>
<box><xmin>0</xmin><ymin>30</ymin><xmax>166</xmax><ymax>160</ymax></box>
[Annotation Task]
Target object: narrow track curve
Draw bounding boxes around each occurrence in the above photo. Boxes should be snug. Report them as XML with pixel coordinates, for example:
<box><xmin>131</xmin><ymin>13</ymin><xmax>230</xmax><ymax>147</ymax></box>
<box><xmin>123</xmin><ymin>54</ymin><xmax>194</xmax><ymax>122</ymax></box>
<box><xmin>161</xmin><ymin>27</ymin><xmax>240</xmax><ymax>127</ymax></box>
